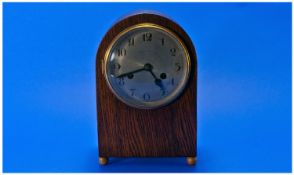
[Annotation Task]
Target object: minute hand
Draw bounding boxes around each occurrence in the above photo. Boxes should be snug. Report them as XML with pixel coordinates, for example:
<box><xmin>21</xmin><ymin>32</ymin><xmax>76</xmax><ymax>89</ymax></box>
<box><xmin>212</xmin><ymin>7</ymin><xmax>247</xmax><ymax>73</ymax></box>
<box><xmin>116</xmin><ymin>67</ymin><xmax>145</xmax><ymax>78</ymax></box>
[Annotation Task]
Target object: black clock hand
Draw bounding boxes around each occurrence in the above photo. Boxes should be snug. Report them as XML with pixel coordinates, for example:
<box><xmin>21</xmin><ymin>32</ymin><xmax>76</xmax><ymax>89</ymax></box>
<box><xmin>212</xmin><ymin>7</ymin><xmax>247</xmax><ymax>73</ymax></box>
<box><xmin>116</xmin><ymin>67</ymin><xmax>145</xmax><ymax>78</ymax></box>
<box><xmin>155</xmin><ymin>78</ymin><xmax>165</xmax><ymax>91</ymax></box>
<box><xmin>144</xmin><ymin>63</ymin><xmax>165</xmax><ymax>90</ymax></box>
<box><xmin>117</xmin><ymin>63</ymin><xmax>165</xmax><ymax>90</ymax></box>
<box><xmin>116</xmin><ymin>63</ymin><xmax>155</xmax><ymax>78</ymax></box>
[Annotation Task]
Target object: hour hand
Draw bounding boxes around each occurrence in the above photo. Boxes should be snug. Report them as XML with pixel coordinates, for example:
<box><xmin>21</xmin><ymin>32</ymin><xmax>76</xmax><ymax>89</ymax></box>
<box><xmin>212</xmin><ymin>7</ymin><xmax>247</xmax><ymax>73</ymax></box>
<box><xmin>155</xmin><ymin>79</ymin><xmax>165</xmax><ymax>90</ymax></box>
<box><xmin>144</xmin><ymin>64</ymin><xmax>165</xmax><ymax>90</ymax></box>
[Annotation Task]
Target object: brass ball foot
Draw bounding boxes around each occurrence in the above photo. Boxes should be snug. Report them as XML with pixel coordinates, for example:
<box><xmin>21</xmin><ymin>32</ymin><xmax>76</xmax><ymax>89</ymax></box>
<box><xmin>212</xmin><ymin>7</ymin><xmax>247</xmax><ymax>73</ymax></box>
<box><xmin>99</xmin><ymin>157</ymin><xmax>108</xmax><ymax>165</ymax></box>
<box><xmin>186</xmin><ymin>157</ymin><xmax>196</xmax><ymax>165</ymax></box>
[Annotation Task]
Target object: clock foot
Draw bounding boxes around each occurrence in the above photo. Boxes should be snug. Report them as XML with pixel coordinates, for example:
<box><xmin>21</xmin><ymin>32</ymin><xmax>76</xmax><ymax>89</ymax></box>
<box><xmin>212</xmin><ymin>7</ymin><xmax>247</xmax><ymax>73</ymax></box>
<box><xmin>186</xmin><ymin>157</ymin><xmax>196</xmax><ymax>166</ymax></box>
<box><xmin>99</xmin><ymin>157</ymin><xmax>108</xmax><ymax>165</ymax></box>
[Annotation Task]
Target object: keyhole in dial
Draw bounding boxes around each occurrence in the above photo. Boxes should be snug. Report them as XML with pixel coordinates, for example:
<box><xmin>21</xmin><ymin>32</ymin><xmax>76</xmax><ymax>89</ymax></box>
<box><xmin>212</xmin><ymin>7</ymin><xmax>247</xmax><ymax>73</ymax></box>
<box><xmin>160</xmin><ymin>73</ymin><xmax>167</xmax><ymax>79</ymax></box>
<box><xmin>127</xmin><ymin>73</ymin><xmax>134</xmax><ymax>79</ymax></box>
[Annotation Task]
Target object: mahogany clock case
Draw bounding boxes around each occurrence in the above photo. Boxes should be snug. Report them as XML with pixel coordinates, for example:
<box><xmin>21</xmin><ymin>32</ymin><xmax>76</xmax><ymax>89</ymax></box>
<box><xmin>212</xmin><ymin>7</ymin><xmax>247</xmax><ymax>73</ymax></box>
<box><xmin>96</xmin><ymin>13</ymin><xmax>197</xmax><ymax>158</ymax></box>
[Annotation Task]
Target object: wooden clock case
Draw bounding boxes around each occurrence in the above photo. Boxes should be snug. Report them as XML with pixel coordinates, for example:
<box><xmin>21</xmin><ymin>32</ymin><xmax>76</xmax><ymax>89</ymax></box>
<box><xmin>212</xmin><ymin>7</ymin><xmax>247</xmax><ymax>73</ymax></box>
<box><xmin>96</xmin><ymin>13</ymin><xmax>197</xmax><ymax>165</ymax></box>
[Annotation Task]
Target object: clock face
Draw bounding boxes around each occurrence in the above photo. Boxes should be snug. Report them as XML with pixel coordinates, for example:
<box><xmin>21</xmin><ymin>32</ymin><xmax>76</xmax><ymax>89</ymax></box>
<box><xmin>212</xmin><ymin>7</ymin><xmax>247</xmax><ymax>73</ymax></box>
<box><xmin>104</xmin><ymin>23</ymin><xmax>191</xmax><ymax>109</ymax></box>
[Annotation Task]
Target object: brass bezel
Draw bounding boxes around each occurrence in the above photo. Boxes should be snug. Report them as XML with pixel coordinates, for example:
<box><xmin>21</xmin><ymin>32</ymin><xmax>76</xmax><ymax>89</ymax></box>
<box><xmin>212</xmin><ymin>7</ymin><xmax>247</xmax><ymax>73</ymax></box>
<box><xmin>103</xmin><ymin>23</ymin><xmax>191</xmax><ymax>109</ymax></box>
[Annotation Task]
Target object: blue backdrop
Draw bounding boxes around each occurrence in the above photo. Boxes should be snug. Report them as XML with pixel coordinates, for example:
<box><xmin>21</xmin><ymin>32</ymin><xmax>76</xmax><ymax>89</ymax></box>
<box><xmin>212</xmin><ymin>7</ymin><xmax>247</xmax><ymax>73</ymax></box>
<box><xmin>3</xmin><ymin>2</ymin><xmax>292</xmax><ymax>173</ymax></box>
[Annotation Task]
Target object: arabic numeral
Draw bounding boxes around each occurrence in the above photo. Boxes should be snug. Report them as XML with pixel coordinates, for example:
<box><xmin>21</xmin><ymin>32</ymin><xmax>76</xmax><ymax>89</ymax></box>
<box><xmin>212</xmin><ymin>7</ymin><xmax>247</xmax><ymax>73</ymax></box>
<box><xmin>170</xmin><ymin>78</ymin><xmax>175</xmax><ymax>86</ymax></box>
<box><xmin>117</xmin><ymin>77</ymin><xmax>125</xmax><ymax>86</ymax></box>
<box><xmin>143</xmin><ymin>93</ymin><xmax>151</xmax><ymax>101</ymax></box>
<box><xmin>128</xmin><ymin>38</ymin><xmax>135</xmax><ymax>46</ymax></box>
<box><xmin>110</xmin><ymin>63</ymin><xmax>120</xmax><ymax>75</ymax></box>
<box><xmin>112</xmin><ymin>63</ymin><xmax>120</xmax><ymax>70</ymax></box>
<box><xmin>143</xmin><ymin>32</ymin><xmax>152</xmax><ymax>42</ymax></box>
<box><xmin>161</xmin><ymin>89</ymin><xmax>167</xmax><ymax>96</ymax></box>
<box><xmin>117</xmin><ymin>48</ymin><xmax>126</xmax><ymax>56</ymax></box>
<box><xmin>130</xmin><ymin>88</ymin><xmax>136</xmax><ymax>96</ymax></box>
<box><xmin>175</xmin><ymin>62</ymin><xmax>181</xmax><ymax>72</ymax></box>
<box><xmin>170</xmin><ymin>48</ymin><xmax>176</xmax><ymax>56</ymax></box>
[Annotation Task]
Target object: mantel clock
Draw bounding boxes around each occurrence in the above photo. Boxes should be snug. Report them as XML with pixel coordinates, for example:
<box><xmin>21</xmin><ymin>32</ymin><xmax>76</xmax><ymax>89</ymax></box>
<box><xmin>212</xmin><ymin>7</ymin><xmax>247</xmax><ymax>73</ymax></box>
<box><xmin>96</xmin><ymin>13</ymin><xmax>197</xmax><ymax>165</ymax></box>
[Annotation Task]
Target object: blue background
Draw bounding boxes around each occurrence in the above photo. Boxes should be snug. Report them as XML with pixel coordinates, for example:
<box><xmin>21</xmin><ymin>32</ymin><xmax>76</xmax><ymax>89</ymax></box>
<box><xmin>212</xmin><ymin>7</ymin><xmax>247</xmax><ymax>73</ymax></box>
<box><xmin>3</xmin><ymin>2</ymin><xmax>292</xmax><ymax>173</ymax></box>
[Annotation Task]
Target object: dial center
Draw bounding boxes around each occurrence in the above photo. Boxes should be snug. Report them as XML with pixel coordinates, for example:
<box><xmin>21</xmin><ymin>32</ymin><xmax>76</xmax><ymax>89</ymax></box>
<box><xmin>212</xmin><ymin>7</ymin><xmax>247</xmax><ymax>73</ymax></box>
<box><xmin>144</xmin><ymin>63</ymin><xmax>153</xmax><ymax>71</ymax></box>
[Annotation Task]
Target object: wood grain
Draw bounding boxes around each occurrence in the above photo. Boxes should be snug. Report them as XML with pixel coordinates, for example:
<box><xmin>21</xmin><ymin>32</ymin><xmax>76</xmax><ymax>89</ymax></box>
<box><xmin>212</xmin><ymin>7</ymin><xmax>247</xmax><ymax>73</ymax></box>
<box><xmin>96</xmin><ymin>13</ymin><xmax>197</xmax><ymax>157</ymax></box>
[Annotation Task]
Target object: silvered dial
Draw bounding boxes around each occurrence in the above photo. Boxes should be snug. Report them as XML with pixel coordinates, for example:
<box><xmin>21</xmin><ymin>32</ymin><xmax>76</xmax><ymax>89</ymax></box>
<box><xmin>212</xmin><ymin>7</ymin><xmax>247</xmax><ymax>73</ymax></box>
<box><xmin>104</xmin><ymin>24</ymin><xmax>190</xmax><ymax>109</ymax></box>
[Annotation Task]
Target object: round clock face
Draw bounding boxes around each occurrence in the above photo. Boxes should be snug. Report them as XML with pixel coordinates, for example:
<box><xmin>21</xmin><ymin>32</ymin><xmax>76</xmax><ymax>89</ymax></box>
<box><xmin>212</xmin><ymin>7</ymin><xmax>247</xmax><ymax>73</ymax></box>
<box><xmin>104</xmin><ymin>23</ymin><xmax>191</xmax><ymax>109</ymax></box>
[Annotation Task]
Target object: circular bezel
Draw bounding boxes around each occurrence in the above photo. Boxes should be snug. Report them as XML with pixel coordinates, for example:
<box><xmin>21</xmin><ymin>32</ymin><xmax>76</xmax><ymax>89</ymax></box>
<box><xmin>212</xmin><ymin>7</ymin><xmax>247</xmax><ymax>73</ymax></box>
<box><xmin>103</xmin><ymin>23</ymin><xmax>191</xmax><ymax>109</ymax></box>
